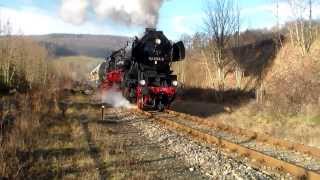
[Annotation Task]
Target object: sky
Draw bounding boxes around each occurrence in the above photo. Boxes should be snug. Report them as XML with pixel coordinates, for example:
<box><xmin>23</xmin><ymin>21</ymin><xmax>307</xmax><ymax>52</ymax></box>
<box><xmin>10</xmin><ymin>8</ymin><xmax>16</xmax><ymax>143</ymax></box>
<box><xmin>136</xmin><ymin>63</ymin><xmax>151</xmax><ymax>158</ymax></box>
<box><xmin>0</xmin><ymin>0</ymin><xmax>318</xmax><ymax>40</ymax></box>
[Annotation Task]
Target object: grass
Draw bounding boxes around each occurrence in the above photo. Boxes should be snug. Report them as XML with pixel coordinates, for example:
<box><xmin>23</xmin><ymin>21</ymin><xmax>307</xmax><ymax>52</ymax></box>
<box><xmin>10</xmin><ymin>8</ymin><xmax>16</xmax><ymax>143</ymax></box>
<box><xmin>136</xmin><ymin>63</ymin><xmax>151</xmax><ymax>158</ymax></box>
<box><xmin>309</xmin><ymin>115</ymin><xmax>320</xmax><ymax>124</ymax></box>
<box><xmin>0</xmin><ymin>34</ymin><xmax>71</xmax><ymax>178</ymax></box>
<box><xmin>18</xmin><ymin>114</ymin><xmax>98</xmax><ymax>179</ymax></box>
<box><xmin>0</xmin><ymin>37</ymin><xmax>49</xmax><ymax>93</ymax></box>
<box><xmin>172</xmin><ymin>99</ymin><xmax>320</xmax><ymax>148</ymax></box>
<box><xmin>0</xmin><ymin>93</ymin><xmax>99</xmax><ymax>179</ymax></box>
<box><xmin>51</xmin><ymin>56</ymin><xmax>103</xmax><ymax>82</ymax></box>
<box><xmin>53</xmin><ymin>56</ymin><xmax>103</xmax><ymax>66</ymax></box>
<box><xmin>213</xmin><ymin>102</ymin><xmax>319</xmax><ymax>148</ymax></box>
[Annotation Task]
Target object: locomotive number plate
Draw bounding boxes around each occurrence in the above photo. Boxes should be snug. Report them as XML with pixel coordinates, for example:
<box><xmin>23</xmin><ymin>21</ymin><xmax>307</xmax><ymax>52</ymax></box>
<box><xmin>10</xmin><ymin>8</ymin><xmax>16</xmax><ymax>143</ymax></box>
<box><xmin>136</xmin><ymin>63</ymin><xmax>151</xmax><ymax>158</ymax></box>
<box><xmin>149</xmin><ymin>57</ymin><xmax>164</xmax><ymax>61</ymax></box>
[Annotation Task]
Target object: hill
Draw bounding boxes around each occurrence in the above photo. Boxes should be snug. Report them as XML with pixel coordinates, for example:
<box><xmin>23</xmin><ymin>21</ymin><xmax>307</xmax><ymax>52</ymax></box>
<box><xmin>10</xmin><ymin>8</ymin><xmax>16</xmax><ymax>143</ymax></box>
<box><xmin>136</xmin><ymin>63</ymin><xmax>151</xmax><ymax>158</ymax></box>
<box><xmin>30</xmin><ymin>34</ymin><xmax>129</xmax><ymax>58</ymax></box>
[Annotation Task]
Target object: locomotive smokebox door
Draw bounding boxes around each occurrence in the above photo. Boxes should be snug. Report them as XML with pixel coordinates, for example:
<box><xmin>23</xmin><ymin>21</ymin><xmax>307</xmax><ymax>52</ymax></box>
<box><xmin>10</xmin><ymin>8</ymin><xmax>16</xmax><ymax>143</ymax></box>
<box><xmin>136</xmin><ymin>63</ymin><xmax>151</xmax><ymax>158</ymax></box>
<box><xmin>172</xmin><ymin>41</ymin><xmax>185</xmax><ymax>61</ymax></box>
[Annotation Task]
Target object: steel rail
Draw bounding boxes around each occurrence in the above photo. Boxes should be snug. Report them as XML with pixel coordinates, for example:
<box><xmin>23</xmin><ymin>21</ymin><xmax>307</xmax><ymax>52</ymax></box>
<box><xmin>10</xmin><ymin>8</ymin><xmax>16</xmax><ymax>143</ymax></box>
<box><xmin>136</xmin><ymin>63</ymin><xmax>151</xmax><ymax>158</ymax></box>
<box><xmin>165</xmin><ymin>110</ymin><xmax>320</xmax><ymax>160</ymax></box>
<box><xmin>133</xmin><ymin>110</ymin><xmax>320</xmax><ymax>180</ymax></box>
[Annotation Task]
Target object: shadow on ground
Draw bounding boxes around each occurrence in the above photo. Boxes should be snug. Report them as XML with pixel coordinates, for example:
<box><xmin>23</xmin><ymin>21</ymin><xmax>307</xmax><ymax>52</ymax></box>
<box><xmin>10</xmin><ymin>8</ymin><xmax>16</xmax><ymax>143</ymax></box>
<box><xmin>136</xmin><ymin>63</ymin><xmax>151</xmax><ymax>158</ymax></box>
<box><xmin>173</xmin><ymin>88</ymin><xmax>255</xmax><ymax>118</ymax></box>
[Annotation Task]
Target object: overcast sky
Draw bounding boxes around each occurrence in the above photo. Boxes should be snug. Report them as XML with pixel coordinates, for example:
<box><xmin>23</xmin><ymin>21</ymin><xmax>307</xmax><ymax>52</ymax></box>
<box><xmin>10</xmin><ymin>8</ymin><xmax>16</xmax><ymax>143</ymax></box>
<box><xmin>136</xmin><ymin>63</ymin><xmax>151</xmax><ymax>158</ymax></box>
<box><xmin>0</xmin><ymin>0</ymin><xmax>318</xmax><ymax>40</ymax></box>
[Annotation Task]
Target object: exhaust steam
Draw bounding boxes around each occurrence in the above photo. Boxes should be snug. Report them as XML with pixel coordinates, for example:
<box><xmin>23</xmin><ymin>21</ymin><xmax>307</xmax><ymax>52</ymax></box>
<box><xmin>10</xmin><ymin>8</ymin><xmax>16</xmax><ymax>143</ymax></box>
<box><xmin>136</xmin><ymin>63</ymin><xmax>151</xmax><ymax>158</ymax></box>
<box><xmin>101</xmin><ymin>86</ymin><xmax>135</xmax><ymax>109</ymax></box>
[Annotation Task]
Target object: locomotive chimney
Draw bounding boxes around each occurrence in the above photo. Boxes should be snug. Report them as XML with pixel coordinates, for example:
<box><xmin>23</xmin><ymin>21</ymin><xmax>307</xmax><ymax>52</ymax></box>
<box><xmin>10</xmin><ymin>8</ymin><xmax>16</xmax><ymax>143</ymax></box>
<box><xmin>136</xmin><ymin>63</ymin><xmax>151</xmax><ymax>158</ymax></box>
<box><xmin>145</xmin><ymin>28</ymin><xmax>156</xmax><ymax>33</ymax></box>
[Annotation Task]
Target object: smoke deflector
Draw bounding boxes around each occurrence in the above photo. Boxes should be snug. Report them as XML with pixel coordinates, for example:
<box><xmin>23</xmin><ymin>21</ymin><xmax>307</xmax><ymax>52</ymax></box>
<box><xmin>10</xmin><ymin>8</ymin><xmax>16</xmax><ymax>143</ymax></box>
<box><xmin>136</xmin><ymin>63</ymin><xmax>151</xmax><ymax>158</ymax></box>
<box><xmin>172</xmin><ymin>41</ymin><xmax>185</xmax><ymax>61</ymax></box>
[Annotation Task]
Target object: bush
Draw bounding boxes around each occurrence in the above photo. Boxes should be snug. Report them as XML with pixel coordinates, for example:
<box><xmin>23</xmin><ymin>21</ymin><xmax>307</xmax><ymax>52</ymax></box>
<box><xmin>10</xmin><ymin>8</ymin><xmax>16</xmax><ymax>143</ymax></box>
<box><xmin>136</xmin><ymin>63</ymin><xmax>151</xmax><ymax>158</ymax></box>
<box><xmin>0</xmin><ymin>37</ymin><xmax>49</xmax><ymax>92</ymax></box>
<box><xmin>264</xmin><ymin>41</ymin><xmax>320</xmax><ymax>115</ymax></box>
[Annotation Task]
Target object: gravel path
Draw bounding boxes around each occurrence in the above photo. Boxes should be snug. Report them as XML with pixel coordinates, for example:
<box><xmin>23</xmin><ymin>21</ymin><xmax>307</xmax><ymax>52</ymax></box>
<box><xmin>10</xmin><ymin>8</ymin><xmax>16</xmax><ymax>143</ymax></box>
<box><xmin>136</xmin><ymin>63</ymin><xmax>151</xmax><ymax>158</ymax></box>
<box><xmin>98</xmin><ymin>108</ymin><xmax>207</xmax><ymax>179</ymax></box>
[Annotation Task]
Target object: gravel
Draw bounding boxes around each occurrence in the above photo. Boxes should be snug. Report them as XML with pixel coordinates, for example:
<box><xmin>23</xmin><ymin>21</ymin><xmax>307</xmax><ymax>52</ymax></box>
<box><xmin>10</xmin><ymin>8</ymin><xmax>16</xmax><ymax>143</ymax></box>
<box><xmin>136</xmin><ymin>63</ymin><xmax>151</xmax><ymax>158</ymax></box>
<box><xmin>162</xmin><ymin>114</ymin><xmax>320</xmax><ymax>173</ymax></box>
<box><xmin>115</xmin><ymin>109</ymin><xmax>293</xmax><ymax>179</ymax></box>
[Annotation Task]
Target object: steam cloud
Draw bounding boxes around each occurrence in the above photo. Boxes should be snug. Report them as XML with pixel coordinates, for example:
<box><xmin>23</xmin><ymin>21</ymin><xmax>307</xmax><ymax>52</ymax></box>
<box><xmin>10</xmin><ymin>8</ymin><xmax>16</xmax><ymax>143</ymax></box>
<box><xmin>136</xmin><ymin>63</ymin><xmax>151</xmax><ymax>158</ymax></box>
<box><xmin>101</xmin><ymin>86</ymin><xmax>135</xmax><ymax>109</ymax></box>
<box><xmin>60</xmin><ymin>0</ymin><xmax>89</xmax><ymax>25</ymax></box>
<box><xmin>60</xmin><ymin>0</ymin><xmax>166</xmax><ymax>27</ymax></box>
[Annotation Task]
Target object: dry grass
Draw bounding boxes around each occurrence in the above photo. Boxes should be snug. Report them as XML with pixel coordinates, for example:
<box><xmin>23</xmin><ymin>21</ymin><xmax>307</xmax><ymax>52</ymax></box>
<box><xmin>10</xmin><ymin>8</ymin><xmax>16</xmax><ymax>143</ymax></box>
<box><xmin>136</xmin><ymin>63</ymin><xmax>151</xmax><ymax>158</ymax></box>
<box><xmin>0</xmin><ymin>93</ymin><xmax>103</xmax><ymax>179</ymax></box>
<box><xmin>0</xmin><ymin>25</ymin><xmax>66</xmax><ymax>178</ymax></box>
<box><xmin>173</xmin><ymin>100</ymin><xmax>320</xmax><ymax>148</ymax></box>
<box><xmin>51</xmin><ymin>56</ymin><xmax>103</xmax><ymax>82</ymax></box>
<box><xmin>0</xmin><ymin>36</ymin><xmax>97</xmax><ymax>179</ymax></box>
<box><xmin>0</xmin><ymin>92</ymin><xmax>53</xmax><ymax>178</ymax></box>
<box><xmin>264</xmin><ymin>38</ymin><xmax>320</xmax><ymax>115</ymax></box>
<box><xmin>214</xmin><ymin>101</ymin><xmax>320</xmax><ymax>148</ymax></box>
<box><xmin>62</xmin><ymin>103</ymin><xmax>152</xmax><ymax>179</ymax></box>
<box><xmin>0</xmin><ymin>36</ymin><xmax>49</xmax><ymax>92</ymax></box>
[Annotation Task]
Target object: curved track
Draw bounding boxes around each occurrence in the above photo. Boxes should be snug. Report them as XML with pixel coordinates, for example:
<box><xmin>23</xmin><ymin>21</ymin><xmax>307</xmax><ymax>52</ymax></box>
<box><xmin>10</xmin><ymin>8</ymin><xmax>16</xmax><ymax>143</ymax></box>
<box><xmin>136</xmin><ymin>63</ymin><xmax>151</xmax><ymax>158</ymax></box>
<box><xmin>166</xmin><ymin>110</ymin><xmax>320</xmax><ymax>159</ymax></box>
<box><xmin>132</xmin><ymin>109</ymin><xmax>320</xmax><ymax>179</ymax></box>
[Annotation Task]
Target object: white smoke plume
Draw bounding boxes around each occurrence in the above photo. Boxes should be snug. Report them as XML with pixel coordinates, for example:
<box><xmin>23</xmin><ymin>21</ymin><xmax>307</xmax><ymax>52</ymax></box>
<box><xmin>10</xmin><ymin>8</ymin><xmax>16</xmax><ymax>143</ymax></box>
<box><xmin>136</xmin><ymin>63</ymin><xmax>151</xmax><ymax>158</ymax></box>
<box><xmin>60</xmin><ymin>0</ymin><xmax>89</xmax><ymax>25</ymax></box>
<box><xmin>101</xmin><ymin>86</ymin><xmax>135</xmax><ymax>109</ymax></box>
<box><xmin>60</xmin><ymin>0</ymin><xmax>166</xmax><ymax>27</ymax></box>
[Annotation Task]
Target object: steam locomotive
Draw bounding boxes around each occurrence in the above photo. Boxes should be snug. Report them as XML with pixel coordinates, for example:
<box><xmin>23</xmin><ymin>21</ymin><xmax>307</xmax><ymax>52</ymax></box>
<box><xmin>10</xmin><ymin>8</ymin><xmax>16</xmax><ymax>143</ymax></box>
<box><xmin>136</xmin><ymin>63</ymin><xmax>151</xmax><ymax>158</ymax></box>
<box><xmin>97</xmin><ymin>28</ymin><xmax>185</xmax><ymax>111</ymax></box>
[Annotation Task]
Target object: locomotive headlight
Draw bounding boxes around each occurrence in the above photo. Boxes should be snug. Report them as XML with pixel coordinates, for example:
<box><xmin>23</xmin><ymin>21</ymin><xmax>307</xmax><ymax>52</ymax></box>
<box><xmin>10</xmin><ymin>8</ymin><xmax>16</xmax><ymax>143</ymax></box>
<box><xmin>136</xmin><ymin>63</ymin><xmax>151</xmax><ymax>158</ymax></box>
<box><xmin>172</xmin><ymin>80</ymin><xmax>178</xmax><ymax>87</ymax></box>
<box><xmin>155</xmin><ymin>38</ymin><xmax>161</xmax><ymax>45</ymax></box>
<box><xmin>139</xmin><ymin>80</ymin><xmax>146</xmax><ymax>86</ymax></box>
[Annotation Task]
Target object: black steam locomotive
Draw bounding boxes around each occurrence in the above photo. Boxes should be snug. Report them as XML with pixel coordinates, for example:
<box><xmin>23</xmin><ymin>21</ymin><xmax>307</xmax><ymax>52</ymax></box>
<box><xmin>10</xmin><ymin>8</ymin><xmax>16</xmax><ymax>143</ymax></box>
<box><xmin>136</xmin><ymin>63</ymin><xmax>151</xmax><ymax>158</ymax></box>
<box><xmin>99</xmin><ymin>28</ymin><xmax>185</xmax><ymax>111</ymax></box>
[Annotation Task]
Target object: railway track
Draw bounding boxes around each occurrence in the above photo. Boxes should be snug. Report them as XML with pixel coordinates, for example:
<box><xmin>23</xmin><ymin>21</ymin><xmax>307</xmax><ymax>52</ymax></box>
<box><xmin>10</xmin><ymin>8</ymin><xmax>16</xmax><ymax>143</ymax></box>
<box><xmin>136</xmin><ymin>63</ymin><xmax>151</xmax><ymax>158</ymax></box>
<box><xmin>131</xmin><ymin>109</ymin><xmax>320</xmax><ymax>179</ymax></box>
<box><xmin>165</xmin><ymin>110</ymin><xmax>320</xmax><ymax>159</ymax></box>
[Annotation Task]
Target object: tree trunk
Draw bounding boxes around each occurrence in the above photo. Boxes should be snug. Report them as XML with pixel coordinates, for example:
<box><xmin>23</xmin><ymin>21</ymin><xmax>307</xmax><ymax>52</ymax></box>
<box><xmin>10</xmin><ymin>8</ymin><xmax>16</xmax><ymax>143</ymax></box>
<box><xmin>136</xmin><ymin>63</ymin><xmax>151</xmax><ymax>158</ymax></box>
<box><xmin>235</xmin><ymin>65</ymin><xmax>243</xmax><ymax>90</ymax></box>
<box><xmin>202</xmin><ymin>50</ymin><xmax>215</xmax><ymax>88</ymax></box>
<box><xmin>217</xmin><ymin>67</ymin><xmax>225</xmax><ymax>91</ymax></box>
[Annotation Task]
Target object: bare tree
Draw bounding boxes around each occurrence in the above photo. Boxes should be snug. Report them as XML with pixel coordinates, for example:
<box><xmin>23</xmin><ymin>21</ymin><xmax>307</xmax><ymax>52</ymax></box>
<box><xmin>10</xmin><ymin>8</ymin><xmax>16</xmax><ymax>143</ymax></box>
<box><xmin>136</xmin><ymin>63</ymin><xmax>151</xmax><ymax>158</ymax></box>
<box><xmin>233</xmin><ymin>0</ymin><xmax>244</xmax><ymax>90</ymax></box>
<box><xmin>274</xmin><ymin>0</ymin><xmax>285</xmax><ymax>48</ymax></box>
<box><xmin>287</xmin><ymin>0</ymin><xmax>316</xmax><ymax>55</ymax></box>
<box><xmin>180</xmin><ymin>34</ymin><xmax>193</xmax><ymax>50</ymax></box>
<box><xmin>174</xmin><ymin>34</ymin><xmax>192</xmax><ymax>85</ymax></box>
<box><xmin>203</xmin><ymin>0</ymin><xmax>238</xmax><ymax>91</ymax></box>
<box><xmin>192</xmin><ymin>32</ymin><xmax>207</xmax><ymax>50</ymax></box>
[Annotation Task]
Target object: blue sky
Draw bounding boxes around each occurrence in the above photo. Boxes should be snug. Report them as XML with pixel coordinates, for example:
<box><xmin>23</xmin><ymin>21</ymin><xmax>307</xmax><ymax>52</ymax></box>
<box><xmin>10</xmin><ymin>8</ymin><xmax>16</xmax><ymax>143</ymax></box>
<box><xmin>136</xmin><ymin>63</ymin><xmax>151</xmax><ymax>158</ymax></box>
<box><xmin>0</xmin><ymin>0</ymin><xmax>316</xmax><ymax>40</ymax></box>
